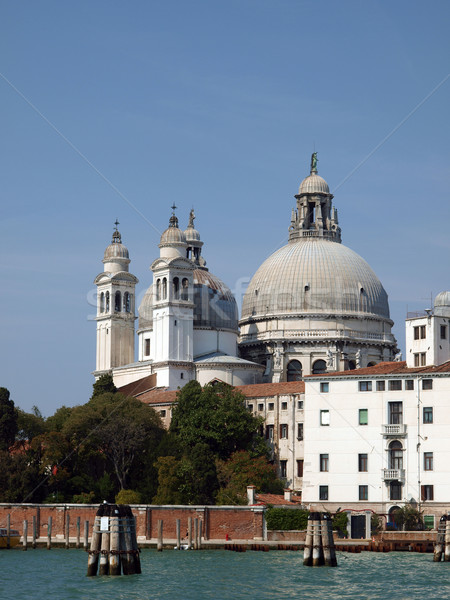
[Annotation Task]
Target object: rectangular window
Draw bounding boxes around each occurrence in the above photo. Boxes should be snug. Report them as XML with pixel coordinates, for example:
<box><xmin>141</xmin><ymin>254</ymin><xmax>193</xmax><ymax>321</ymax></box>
<box><xmin>297</xmin><ymin>400</ymin><xmax>304</xmax><ymax>409</ymax></box>
<box><xmin>441</xmin><ymin>325</ymin><xmax>447</xmax><ymax>340</ymax></box>
<box><xmin>268</xmin><ymin>402</ymin><xmax>274</xmax><ymax>411</ymax></box>
<box><xmin>358</xmin><ymin>453</ymin><xmax>368</xmax><ymax>472</ymax></box>
<box><xmin>280</xmin><ymin>424</ymin><xmax>288</xmax><ymax>439</ymax></box>
<box><xmin>160</xmin><ymin>410</ymin><xmax>166</xmax><ymax>418</ymax></box>
<box><xmin>422</xmin><ymin>379</ymin><xmax>433</xmax><ymax>390</ymax></box>
<box><xmin>144</xmin><ymin>339</ymin><xmax>151</xmax><ymax>356</ymax></box>
<box><xmin>297</xmin><ymin>459</ymin><xmax>304</xmax><ymax>478</ymax></box>
<box><xmin>280</xmin><ymin>460</ymin><xmax>287</xmax><ymax>478</ymax></box>
<box><xmin>414</xmin><ymin>325</ymin><xmax>426</xmax><ymax>339</ymax></box>
<box><xmin>319</xmin><ymin>485</ymin><xmax>328</xmax><ymax>501</ymax></box>
<box><xmin>421</xmin><ymin>485</ymin><xmax>434</xmax><ymax>501</ymax></box>
<box><xmin>320</xmin><ymin>382</ymin><xmax>329</xmax><ymax>393</ymax></box>
<box><xmin>423</xmin><ymin>406</ymin><xmax>433</xmax><ymax>424</ymax></box>
<box><xmin>424</xmin><ymin>515</ymin><xmax>435</xmax><ymax>530</ymax></box>
<box><xmin>297</xmin><ymin>423</ymin><xmax>304</xmax><ymax>440</ymax></box>
<box><xmin>389</xmin><ymin>402</ymin><xmax>403</xmax><ymax>424</ymax></box>
<box><xmin>414</xmin><ymin>353</ymin><xmax>420</xmax><ymax>367</ymax></box>
<box><xmin>265</xmin><ymin>424</ymin><xmax>274</xmax><ymax>440</ymax></box>
<box><xmin>388</xmin><ymin>380</ymin><xmax>402</xmax><ymax>391</ymax></box>
<box><xmin>359</xmin><ymin>381</ymin><xmax>372</xmax><ymax>392</ymax></box>
<box><xmin>258</xmin><ymin>403</ymin><xmax>264</xmax><ymax>411</ymax></box>
<box><xmin>320</xmin><ymin>410</ymin><xmax>330</xmax><ymax>426</ymax></box>
<box><xmin>359</xmin><ymin>485</ymin><xmax>368</xmax><ymax>501</ymax></box>
<box><xmin>281</xmin><ymin>401</ymin><xmax>288</xmax><ymax>410</ymax></box>
<box><xmin>424</xmin><ymin>452</ymin><xmax>433</xmax><ymax>471</ymax></box>
<box><xmin>376</xmin><ymin>380</ymin><xmax>385</xmax><ymax>391</ymax></box>
<box><xmin>390</xmin><ymin>482</ymin><xmax>402</xmax><ymax>501</ymax></box>
<box><xmin>405</xmin><ymin>379</ymin><xmax>414</xmax><ymax>391</ymax></box>
<box><xmin>248</xmin><ymin>404</ymin><xmax>253</xmax><ymax>412</ymax></box>
<box><xmin>320</xmin><ymin>453</ymin><xmax>329</xmax><ymax>472</ymax></box>
<box><xmin>359</xmin><ymin>408</ymin><xmax>368</xmax><ymax>426</ymax></box>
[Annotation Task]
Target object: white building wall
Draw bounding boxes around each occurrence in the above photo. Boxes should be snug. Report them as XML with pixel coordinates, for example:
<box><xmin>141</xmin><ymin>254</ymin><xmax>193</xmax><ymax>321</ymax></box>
<box><xmin>302</xmin><ymin>374</ymin><xmax>450</xmax><ymax>519</ymax></box>
<box><xmin>193</xmin><ymin>329</ymin><xmax>237</xmax><ymax>358</ymax></box>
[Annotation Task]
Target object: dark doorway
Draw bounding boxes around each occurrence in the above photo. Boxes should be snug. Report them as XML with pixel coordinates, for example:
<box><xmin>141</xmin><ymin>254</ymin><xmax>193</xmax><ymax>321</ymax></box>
<box><xmin>351</xmin><ymin>515</ymin><xmax>366</xmax><ymax>539</ymax></box>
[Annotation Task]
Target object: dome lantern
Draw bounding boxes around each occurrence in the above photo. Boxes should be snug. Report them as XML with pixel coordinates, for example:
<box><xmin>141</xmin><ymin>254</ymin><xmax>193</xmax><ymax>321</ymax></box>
<box><xmin>289</xmin><ymin>153</ymin><xmax>341</xmax><ymax>243</ymax></box>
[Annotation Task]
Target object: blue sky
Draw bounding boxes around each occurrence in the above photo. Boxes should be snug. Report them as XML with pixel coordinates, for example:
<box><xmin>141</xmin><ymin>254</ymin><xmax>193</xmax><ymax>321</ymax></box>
<box><xmin>1</xmin><ymin>0</ymin><xmax>449</xmax><ymax>415</ymax></box>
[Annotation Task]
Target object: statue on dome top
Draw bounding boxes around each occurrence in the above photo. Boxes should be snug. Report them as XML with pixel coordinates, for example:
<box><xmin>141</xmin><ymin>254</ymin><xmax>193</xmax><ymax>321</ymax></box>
<box><xmin>310</xmin><ymin>152</ymin><xmax>318</xmax><ymax>173</ymax></box>
<box><xmin>188</xmin><ymin>208</ymin><xmax>195</xmax><ymax>228</ymax></box>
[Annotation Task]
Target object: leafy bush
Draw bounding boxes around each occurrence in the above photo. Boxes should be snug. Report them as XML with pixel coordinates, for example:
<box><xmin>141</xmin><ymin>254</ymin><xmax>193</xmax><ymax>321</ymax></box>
<box><xmin>266</xmin><ymin>507</ymin><xmax>309</xmax><ymax>530</ymax></box>
<box><xmin>72</xmin><ymin>491</ymin><xmax>95</xmax><ymax>504</ymax></box>
<box><xmin>371</xmin><ymin>513</ymin><xmax>383</xmax><ymax>534</ymax></box>
<box><xmin>115</xmin><ymin>489</ymin><xmax>142</xmax><ymax>504</ymax></box>
<box><xmin>332</xmin><ymin>511</ymin><xmax>348</xmax><ymax>536</ymax></box>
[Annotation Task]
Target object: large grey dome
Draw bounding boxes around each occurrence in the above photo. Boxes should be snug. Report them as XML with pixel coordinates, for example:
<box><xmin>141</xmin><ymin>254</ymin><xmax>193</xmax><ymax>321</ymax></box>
<box><xmin>241</xmin><ymin>238</ymin><xmax>390</xmax><ymax>321</ymax></box>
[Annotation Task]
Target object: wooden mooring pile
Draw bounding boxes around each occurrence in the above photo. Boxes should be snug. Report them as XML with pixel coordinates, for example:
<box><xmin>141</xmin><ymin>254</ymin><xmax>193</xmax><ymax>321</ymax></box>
<box><xmin>87</xmin><ymin>503</ymin><xmax>141</xmax><ymax>576</ymax></box>
<box><xmin>433</xmin><ymin>514</ymin><xmax>450</xmax><ymax>562</ymax></box>
<box><xmin>303</xmin><ymin>512</ymin><xmax>337</xmax><ymax>567</ymax></box>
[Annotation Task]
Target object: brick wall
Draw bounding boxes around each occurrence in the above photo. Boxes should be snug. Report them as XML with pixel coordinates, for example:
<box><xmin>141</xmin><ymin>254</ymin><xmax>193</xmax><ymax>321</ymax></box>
<box><xmin>0</xmin><ymin>504</ymin><xmax>265</xmax><ymax>541</ymax></box>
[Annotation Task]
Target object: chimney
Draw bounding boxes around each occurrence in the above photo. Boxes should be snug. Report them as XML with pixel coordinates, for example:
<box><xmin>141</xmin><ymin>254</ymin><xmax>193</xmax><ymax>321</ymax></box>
<box><xmin>247</xmin><ymin>485</ymin><xmax>256</xmax><ymax>505</ymax></box>
<box><xmin>284</xmin><ymin>488</ymin><xmax>292</xmax><ymax>502</ymax></box>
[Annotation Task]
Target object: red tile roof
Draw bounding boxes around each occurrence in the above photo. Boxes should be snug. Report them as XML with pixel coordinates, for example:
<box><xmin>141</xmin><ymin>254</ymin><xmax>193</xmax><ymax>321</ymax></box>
<box><xmin>139</xmin><ymin>388</ymin><xmax>178</xmax><ymax>405</ymax></box>
<box><xmin>254</xmin><ymin>492</ymin><xmax>303</xmax><ymax>506</ymax></box>
<box><xmin>235</xmin><ymin>381</ymin><xmax>304</xmax><ymax>397</ymax></box>
<box><xmin>305</xmin><ymin>360</ymin><xmax>450</xmax><ymax>378</ymax></box>
<box><xmin>124</xmin><ymin>378</ymin><xmax>304</xmax><ymax>406</ymax></box>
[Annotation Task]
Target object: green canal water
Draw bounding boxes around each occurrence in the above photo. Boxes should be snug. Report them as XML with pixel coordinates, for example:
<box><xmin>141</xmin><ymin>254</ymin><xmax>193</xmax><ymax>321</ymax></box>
<box><xmin>1</xmin><ymin>549</ymin><xmax>449</xmax><ymax>600</ymax></box>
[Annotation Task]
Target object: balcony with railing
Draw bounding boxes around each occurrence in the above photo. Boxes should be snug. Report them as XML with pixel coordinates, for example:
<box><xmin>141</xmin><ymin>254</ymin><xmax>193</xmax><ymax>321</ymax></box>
<box><xmin>382</xmin><ymin>424</ymin><xmax>407</xmax><ymax>437</ymax></box>
<box><xmin>382</xmin><ymin>468</ymin><xmax>405</xmax><ymax>481</ymax></box>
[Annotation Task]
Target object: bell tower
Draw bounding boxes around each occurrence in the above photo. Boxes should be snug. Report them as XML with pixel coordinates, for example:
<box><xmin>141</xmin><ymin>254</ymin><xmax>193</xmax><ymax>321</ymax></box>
<box><xmin>94</xmin><ymin>222</ymin><xmax>138</xmax><ymax>376</ymax></box>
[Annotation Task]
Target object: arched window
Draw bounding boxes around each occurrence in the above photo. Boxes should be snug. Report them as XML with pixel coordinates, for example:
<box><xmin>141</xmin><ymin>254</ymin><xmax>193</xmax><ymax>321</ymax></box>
<box><xmin>115</xmin><ymin>291</ymin><xmax>121</xmax><ymax>312</ymax></box>
<box><xmin>389</xmin><ymin>441</ymin><xmax>403</xmax><ymax>470</ymax></box>
<box><xmin>100</xmin><ymin>292</ymin><xmax>105</xmax><ymax>313</ymax></box>
<box><xmin>124</xmin><ymin>292</ymin><xmax>131</xmax><ymax>313</ymax></box>
<box><xmin>156</xmin><ymin>279</ymin><xmax>161</xmax><ymax>301</ymax></box>
<box><xmin>287</xmin><ymin>360</ymin><xmax>302</xmax><ymax>381</ymax></box>
<box><xmin>348</xmin><ymin>360</ymin><xmax>356</xmax><ymax>370</ymax></box>
<box><xmin>367</xmin><ymin>361</ymin><xmax>377</xmax><ymax>367</ymax></box>
<box><xmin>312</xmin><ymin>359</ymin><xmax>327</xmax><ymax>375</ymax></box>
<box><xmin>162</xmin><ymin>278</ymin><xmax>167</xmax><ymax>300</ymax></box>
<box><xmin>181</xmin><ymin>278</ymin><xmax>189</xmax><ymax>300</ymax></box>
<box><xmin>173</xmin><ymin>277</ymin><xmax>180</xmax><ymax>299</ymax></box>
<box><xmin>105</xmin><ymin>291</ymin><xmax>110</xmax><ymax>312</ymax></box>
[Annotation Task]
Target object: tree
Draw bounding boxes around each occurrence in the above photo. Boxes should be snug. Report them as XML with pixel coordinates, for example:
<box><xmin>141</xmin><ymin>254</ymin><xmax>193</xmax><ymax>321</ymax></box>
<box><xmin>170</xmin><ymin>381</ymin><xmax>267</xmax><ymax>460</ymax></box>
<box><xmin>63</xmin><ymin>392</ymin><xmax>165</xmax><ymax>491</ymax></box>
<box><xmin>16</xmin><ymin>406</ymin><xmax>47</xmax><ymax>444</ymax></box>
<box><xmin>216</xmin><ymin>450</ymin><xmax>284</xmax><ymax>505</ymax></box>
<box><xmin>91</xmin><ymin>373</ymin><xmax>117</xmax><ymax>399</ymax></box>
<box><xmin>392</xmin><ymin>504</ymin><xmax>424</xmax><ymax>531</ymax></box>
<box><xmin>0</xmin><ymin>387</ymin><xmax>18</xmax><ymax>451</ymax></box>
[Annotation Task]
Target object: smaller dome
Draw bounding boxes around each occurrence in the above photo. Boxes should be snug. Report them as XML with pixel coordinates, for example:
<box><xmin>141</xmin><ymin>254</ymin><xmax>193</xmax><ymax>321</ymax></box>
<box><xmin>159</xmin><ymin>227</ymin><xmax>186</xmax><ymax>245</ymax></box>
<box><xmin>138</xmin><ymin>285</ymin><xmax>153</xmax><ymax>330</ymax></box>
<box><xmin>434</xmin><ymin>291</ymin><xmax>450</xmax><ymax>316</ymax></box>
<box><xmin>185</xmin><ymin>226</ymin><xmax>201</xmax><ymax>243</ymax></box>
<box><xmin>435</xmin><ymin>291</ymin><xmax>450</xmax><ymax>307</ymax></box>
<box><xmin>299</xmin><ymin>173</ymin><xmax>330</xmax><ymax>195</ymax></box>
<box><xmin>103</xmin><ymin>242</ymin><xmax>129</xmax><ymax>260</ymax></box>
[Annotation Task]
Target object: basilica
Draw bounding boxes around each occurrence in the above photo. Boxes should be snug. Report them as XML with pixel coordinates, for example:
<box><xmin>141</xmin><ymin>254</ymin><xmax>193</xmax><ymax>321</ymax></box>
<box><xmin>93</xmin><ymin>154</ymin><xmax>450</xmax><ymax>527</ymax></box>
<box><xmin>94</xmin><ymin>154</ymin><xmax>397</xmax><ymax>389</ymax></box>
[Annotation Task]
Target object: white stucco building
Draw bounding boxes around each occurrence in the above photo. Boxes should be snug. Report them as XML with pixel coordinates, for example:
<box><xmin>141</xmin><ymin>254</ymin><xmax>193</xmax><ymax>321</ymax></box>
<box><xmin>301</xmin><ymin>292</ymin><xmax>450</xmax><ymax>526</ymax></box>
